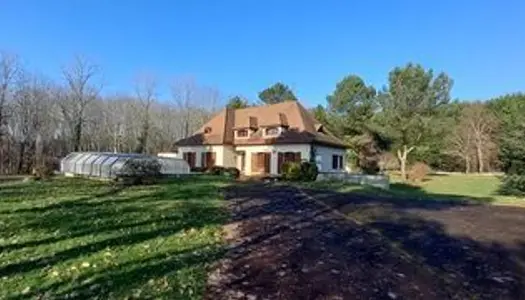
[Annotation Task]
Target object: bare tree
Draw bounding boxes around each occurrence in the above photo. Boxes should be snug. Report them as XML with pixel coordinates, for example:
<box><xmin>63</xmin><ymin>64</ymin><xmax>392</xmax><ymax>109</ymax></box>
<box><xmin>171</xmin><ymin>77</ymin><xmax>196</xmax><ymax>138</ymax></box>
<box><xmin>0</xmin><ymin>52</ymin><xmax>20</xmax><ymax>173</ymax></box>
<box><xmin>0</xmin><ymin>51</ymin><xmax>229</xmax><ymax>175</ymax></box>
<box><xmin>133</xmin><ymin>74</ymin><xmax>157</xmax><ymax>153</ymax></box>
<box><xmin>11</xmin><ymin>74</ymin><xmax>53</xmax><ymax>173</ymax></box>
<box><xmin>462</xmin><ymin>103</ymin><xmax>498</xmax><ymax>173</ymax></box>
<box><xmin>60</xmin><ymin>56</ymin><xmax>101</xmax><ymax>151</ymax></box>
<box><xmin>447</xmin><ymin>120</ymin><xmax>473</xmax><ymax>173</ymax></box>
<box><xmin>0</xmin><ymin>52</ymin><xmax>19</xmax><ymax>133</ymax></box>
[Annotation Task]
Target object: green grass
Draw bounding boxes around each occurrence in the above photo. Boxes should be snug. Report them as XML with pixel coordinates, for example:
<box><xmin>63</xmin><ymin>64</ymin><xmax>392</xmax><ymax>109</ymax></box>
<box><xmin>300</xmin><ymin>173</ymin><xmax>525</xmax><ymax>205</ymax></box>
<box><xmin>0</xmin><ymin>176</ymin><xmax>229</xmax><ymax>299</ymax></box>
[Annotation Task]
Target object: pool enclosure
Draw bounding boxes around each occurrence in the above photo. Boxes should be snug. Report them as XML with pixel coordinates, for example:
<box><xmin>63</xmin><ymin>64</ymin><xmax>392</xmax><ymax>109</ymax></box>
<box><xmin>60</xmin><ymin>152</ymin><xmax>190</xmax><ymax>179</ymax></box>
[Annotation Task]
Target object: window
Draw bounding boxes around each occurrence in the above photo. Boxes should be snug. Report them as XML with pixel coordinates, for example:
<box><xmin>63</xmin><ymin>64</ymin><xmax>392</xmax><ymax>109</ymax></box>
<box><xmin>204</xmin><ymin>127</ymin><xmax>212</xmax><ymax>134</ymax></box>
<box><xmin>236</xmin><ymin>129</ymin><xmax>249</xmax><ymax>138</ymax></box>
<box><xmin>265</xmin><ymin>126</ymin><xmax>279</xmax><ymax>136</ymax></box>
<box><xmin>332</xmin><ymin>155</ymin><xmax>343</xmax><ymax>170</ymax></box>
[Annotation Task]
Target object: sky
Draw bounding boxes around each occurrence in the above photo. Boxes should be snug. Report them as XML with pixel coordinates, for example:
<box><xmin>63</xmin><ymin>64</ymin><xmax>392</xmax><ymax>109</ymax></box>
<box><xmin>1</xmin><ymin>0</ymin><xmax>524</xmax><ymax>107</ymax></box>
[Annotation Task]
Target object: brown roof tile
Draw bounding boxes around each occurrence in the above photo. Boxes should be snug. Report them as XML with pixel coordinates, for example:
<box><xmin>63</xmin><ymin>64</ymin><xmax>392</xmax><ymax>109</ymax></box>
<box><xmin>174</xmin><ymin>101</ymin><xmax>347</xmax><ymax>148</ymax></box>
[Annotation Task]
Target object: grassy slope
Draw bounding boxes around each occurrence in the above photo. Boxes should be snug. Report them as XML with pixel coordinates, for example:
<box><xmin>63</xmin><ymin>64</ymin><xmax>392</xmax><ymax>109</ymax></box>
<box><xmin>0</xmin><ymin>176</ymin><xmax>229</xmax><ymax>299</ymax></box>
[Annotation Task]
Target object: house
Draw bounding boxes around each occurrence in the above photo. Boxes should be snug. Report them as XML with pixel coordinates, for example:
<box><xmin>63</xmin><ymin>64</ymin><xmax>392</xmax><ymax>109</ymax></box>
<box><xmin>173</xmin><ymin>101</ymin><xmax>348</xmax><ymax>176</ymax></box>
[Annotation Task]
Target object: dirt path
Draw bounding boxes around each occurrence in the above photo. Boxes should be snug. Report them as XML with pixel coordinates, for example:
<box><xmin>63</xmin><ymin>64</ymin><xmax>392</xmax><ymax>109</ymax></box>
<box><xmin>204</xmin><ymin>183</ymin><xmax>525</xmax><ymax>300</ymax></box>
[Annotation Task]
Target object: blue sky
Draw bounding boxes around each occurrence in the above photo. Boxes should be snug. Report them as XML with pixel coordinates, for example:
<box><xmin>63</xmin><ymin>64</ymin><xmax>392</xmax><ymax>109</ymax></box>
<box><xmin>1</xmin><ymin>0</ymin><xmax>524</xmax><ymax>107</ymax></box>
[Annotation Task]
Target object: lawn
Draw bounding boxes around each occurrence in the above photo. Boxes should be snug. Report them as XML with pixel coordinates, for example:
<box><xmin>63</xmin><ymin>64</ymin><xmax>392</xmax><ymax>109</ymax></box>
<box><xmin>0</xmin><ymin>176</ymin><xmax>229</xmax><ymax>299</ymax></box>
<box><xmin>303</xmin><ymin>173</ymin><xmax>525</xmax><ymax>205</ymax></box>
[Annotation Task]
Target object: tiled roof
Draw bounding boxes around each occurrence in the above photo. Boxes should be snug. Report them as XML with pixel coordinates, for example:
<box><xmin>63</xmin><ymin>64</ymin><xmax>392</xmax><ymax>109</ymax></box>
<box><xmin>174</xmin><ymin>101</ymin><xmax>347</xmax><ymax>148</ymax></box>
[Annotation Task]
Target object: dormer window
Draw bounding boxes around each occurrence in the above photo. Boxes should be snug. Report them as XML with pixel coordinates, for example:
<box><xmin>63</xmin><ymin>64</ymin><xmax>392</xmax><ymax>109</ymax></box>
<box><xmin>236</xmin><ymin>129</ymin><xmax>249</xmax><ymax>138</ymax></box>
<box><xmin>204</xmin><ymin>127</ymin><xmax>212</xmax><ymax>134</ymax></box>
<box><xmin>265</xmin><ymin>126</ymin><xmax>280</xmax><ymax>136</ymax></box>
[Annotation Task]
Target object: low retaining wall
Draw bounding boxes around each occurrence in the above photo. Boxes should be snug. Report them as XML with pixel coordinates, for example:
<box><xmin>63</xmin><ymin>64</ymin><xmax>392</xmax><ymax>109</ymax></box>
<box><xmin>317</xmin><ymin>172</ymin><xmax>390</xmax><ymax>190</ymax></box>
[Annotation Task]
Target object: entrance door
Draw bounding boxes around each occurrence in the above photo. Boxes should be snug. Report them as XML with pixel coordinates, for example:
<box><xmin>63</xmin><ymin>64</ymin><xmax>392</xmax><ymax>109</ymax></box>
<box><xmin>251</xmin><ymin>152</ymin><xmax>271</xmax><ymax>174</ymax></box>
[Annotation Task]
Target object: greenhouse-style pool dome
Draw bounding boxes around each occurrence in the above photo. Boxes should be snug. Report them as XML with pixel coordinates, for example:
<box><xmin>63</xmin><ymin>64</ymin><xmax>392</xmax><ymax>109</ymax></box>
<box><xmin>60</xmin><ymin>152</ymin><xmax>190</xmax><ymax>179</ymax></box>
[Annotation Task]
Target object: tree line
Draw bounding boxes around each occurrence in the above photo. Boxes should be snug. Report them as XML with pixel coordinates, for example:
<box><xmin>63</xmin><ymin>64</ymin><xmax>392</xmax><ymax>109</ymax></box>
<box><xmin>227</xmin><ymin>64</ymin><xmax>525</xmax><ymax>185</ymax></box>
<box><xmin>2</xmin><ymin>50</ymin><xmax>524</xmax><ymax>190</ymax></box>
<box><xmin>0</xmin><ymin>52</ymin><xmax>220</xmax><ymax>175</ymax></box>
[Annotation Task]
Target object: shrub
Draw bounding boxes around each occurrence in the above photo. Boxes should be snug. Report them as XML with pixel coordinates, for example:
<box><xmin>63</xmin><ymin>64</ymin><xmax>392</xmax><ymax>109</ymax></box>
<box><xmin>300</xmin><ymin>161</ymin><xmax>318</xmax><ymax>181</ymax></box>
<box><xmin>281</xmin><ymin>161</ymin><xmax>318</xmax><ymax>181</ymax></box>
<box><xmin>225</xmin><ymin>167</ymin><xmax>240</xmax><ymax>179</ymax></box>
<box><xmin>282</xmin><ymin>161</ymin><xmax>302</xmax><ymax>181</ymax></box>
<box><xmin>32</xmin><ymin>157</ymin><xmax>57</xmax><ymax>180</ymax></box>
<box><xmin>408</xmin><ymin>162</ymin><xmax>430</xmax><ymax>182</ymax></box>
<box><xmin>190</xmin><ymin>167</ymin><xmax>206</xmax><ymax>173</ymax></box>
<box><xmin>208</xmin><ymin>166</ymin><xmax>226</xmax><ymax>176</ymax></box>
<box><xmin>117</xmin><ymin>158</ymin><xmax>161</xmax><ymax>184</ymax></box>
<box><xmin>499</xmin><ymin>175</ymin><xmax>525</xmax><ymax>196</ymax></box>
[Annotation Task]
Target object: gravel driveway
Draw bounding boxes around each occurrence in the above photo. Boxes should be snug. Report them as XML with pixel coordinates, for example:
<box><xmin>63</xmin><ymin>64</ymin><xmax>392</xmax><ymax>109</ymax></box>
<box><xmin>204</xmin><ymin>183</ymin><xmax>525</xmax><ymax>300</ymax></box>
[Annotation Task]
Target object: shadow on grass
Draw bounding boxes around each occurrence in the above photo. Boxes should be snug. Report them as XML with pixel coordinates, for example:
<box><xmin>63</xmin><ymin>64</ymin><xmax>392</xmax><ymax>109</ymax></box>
<box><xmin>1</xmin><ymin>176</ymin><xmax>228</xmax><ymax>299</ymax></box>
<box><xmin>204</xmin><ymin>183</ymin><xmax>525</xmax><ymax>299</ymax></box>
<box><xmin>304</xmin><ymin>179</ymin><xmax>495</xmax><ymax>205</ymax></box>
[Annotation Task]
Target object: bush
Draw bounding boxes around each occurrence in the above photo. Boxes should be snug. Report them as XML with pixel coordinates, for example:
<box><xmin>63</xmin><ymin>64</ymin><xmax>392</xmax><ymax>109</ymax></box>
<box><xmin>32</xmin><ymin>158</ymin><xmax>56</xmax><ymax>180</ymax></box>
<box><xmin>282</xmin><ymin>161</ymin><xmax>302</xmax><ymax>181</ymax></box>
<box><xmin>225</xmin><ymin>167</ymin><xmax>240</xmax><ymax>179</ymax></box>
<box><xmin>117</xmin><ymin>158</ymin><xmax>161</xmax><ymax>184</ymax></box>
<box><xmin>300</xmin><ymin>161</ymin><xmax>318</xmax><ymax>181</ymax></box>
<box><xmin>281</xmin><ymin>161</ymin><xmax>318</xmax><ymax>181</ymax></box>
<box><xmin>208</xmin><ymin>166</ymin><xmax>226</xmax><ymax>176</ymax></box>
<box><xmin>499</xmin><ymin>175</ymin><xmax>525</xmax><ymax>196</ymax></box>
<box><xmin>408</xmin><ymin>162</ymin><xmax>430</xmax><ymax>182</ymax></box>
<box><xmin>190</xmin><ymin>167</ymin><xmax>206</xmax><ymax>173</ymax></box>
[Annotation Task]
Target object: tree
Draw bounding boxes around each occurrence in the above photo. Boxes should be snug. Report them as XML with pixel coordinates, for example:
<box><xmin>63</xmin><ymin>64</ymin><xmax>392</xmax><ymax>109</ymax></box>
<box><xmin>258</xmin><ymin>82</ymin><xmax>297</xmax><ymax>104</ymax></box>
<box><xmin>461</xmin><ymin>103</ymin><xmax>498</xmax><ymax>173</ymax></box>
<box><xmin>489</xmin><ymin>93</ymin><xmax>525</xmax><ymax>175</ymax></box>
<box><xmin>311</xmin><ymin>105</ymin><xmax>330</xmax><ymax>126</ymax></box>
<box><xmin>327</xmin><ymin>75</ymin><xmax>376</xmax><ymax>136</ymax></box>
<box><xmin>379</xmin><ymin>63</ymin><xmax>453</xmax><ymax>180</ymax></box>
<box><xmin>60</xmin><ymin>56</ymin><xmax>101</xmax><ymax>151</ymax></box>
<box><xmin>325</xmin><ymin>75</ymin><xmax>387</xmax><ymax>174</ymax></box>
<box><xmin>0</xmin><ymin>52</ymin><xmax>20</xmax><ymax>173</ymax></box>
<box><xmin>133</xmin><ymin>74</ymin><xmax>157</xmax><ymax>153</ymax></box>
<box><xmin>11</xmin><ymin>74</ymin><xmax>52</xmax><ymax>173</ymax></box>
<box><xmin>447</xmin><ymin>116</ymin><xmax>473</xmax><ymax>173</ymax></box>
<box><xmin>226</xmin><ymin>96</ymin><xmax>249</xmax><ymax>109</ymax></box>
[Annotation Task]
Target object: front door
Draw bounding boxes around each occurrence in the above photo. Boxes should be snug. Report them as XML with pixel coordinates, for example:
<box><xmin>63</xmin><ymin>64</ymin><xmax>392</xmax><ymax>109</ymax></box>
<box><xmin>251</xmin><ymin>152</ymin><xmax>271</xmax><ymax>174</ymax></box>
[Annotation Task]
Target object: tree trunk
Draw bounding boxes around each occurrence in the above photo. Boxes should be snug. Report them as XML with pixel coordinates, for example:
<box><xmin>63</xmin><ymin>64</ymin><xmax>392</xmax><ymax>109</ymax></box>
<box><xmin>476</xmin><ymin>143</ymin><xmax>483</xmax><ymax>173</ymax></box>
<box><xmin>73</xmin><ymin>119</ymin><xmax>82</xmax><ymax>152</ymax></box>
<box><xmin>465</xmin><ymin>155</ymin><xmax>470</xmax><ymax>174</ymax></box>
<box><xmin>400</xmin><ymin>157</ymin><xmax>407</xmax><ymax>180</ymax></box>
<box><xmin>397</xmin><ymin>145</ymin><xmax>414</xmax><ymax>181</ymax></box>
<box><xmin>17</xmin><ymin>141</ymin><xmax>26</xmax><ymax>174</ymax></box>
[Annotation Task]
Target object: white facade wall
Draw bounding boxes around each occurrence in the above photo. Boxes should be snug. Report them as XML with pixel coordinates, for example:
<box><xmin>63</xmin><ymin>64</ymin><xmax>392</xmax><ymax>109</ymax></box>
<box><xmin>176</xmin><ymin>143</ymin><xmax>348</xmax><ymax>176</ymax></box>
<box><xmin>176</xmin><ymin>145</ymin><xmax>233</xmax><ymax>167</ymax></box>
<box><xmin>222</xmin><ymin>146</ymin><xmax>236</xmax><ymax>167</ymax></box>
<box><xmin>313</xmin><ymin>145</ymin><xmax>347</xmax><ymax>173</ymax></box>
<box><xmin>236</xmin><ymin>144</ymin><xmax>311</xmax><ymax>175</ymax></box>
